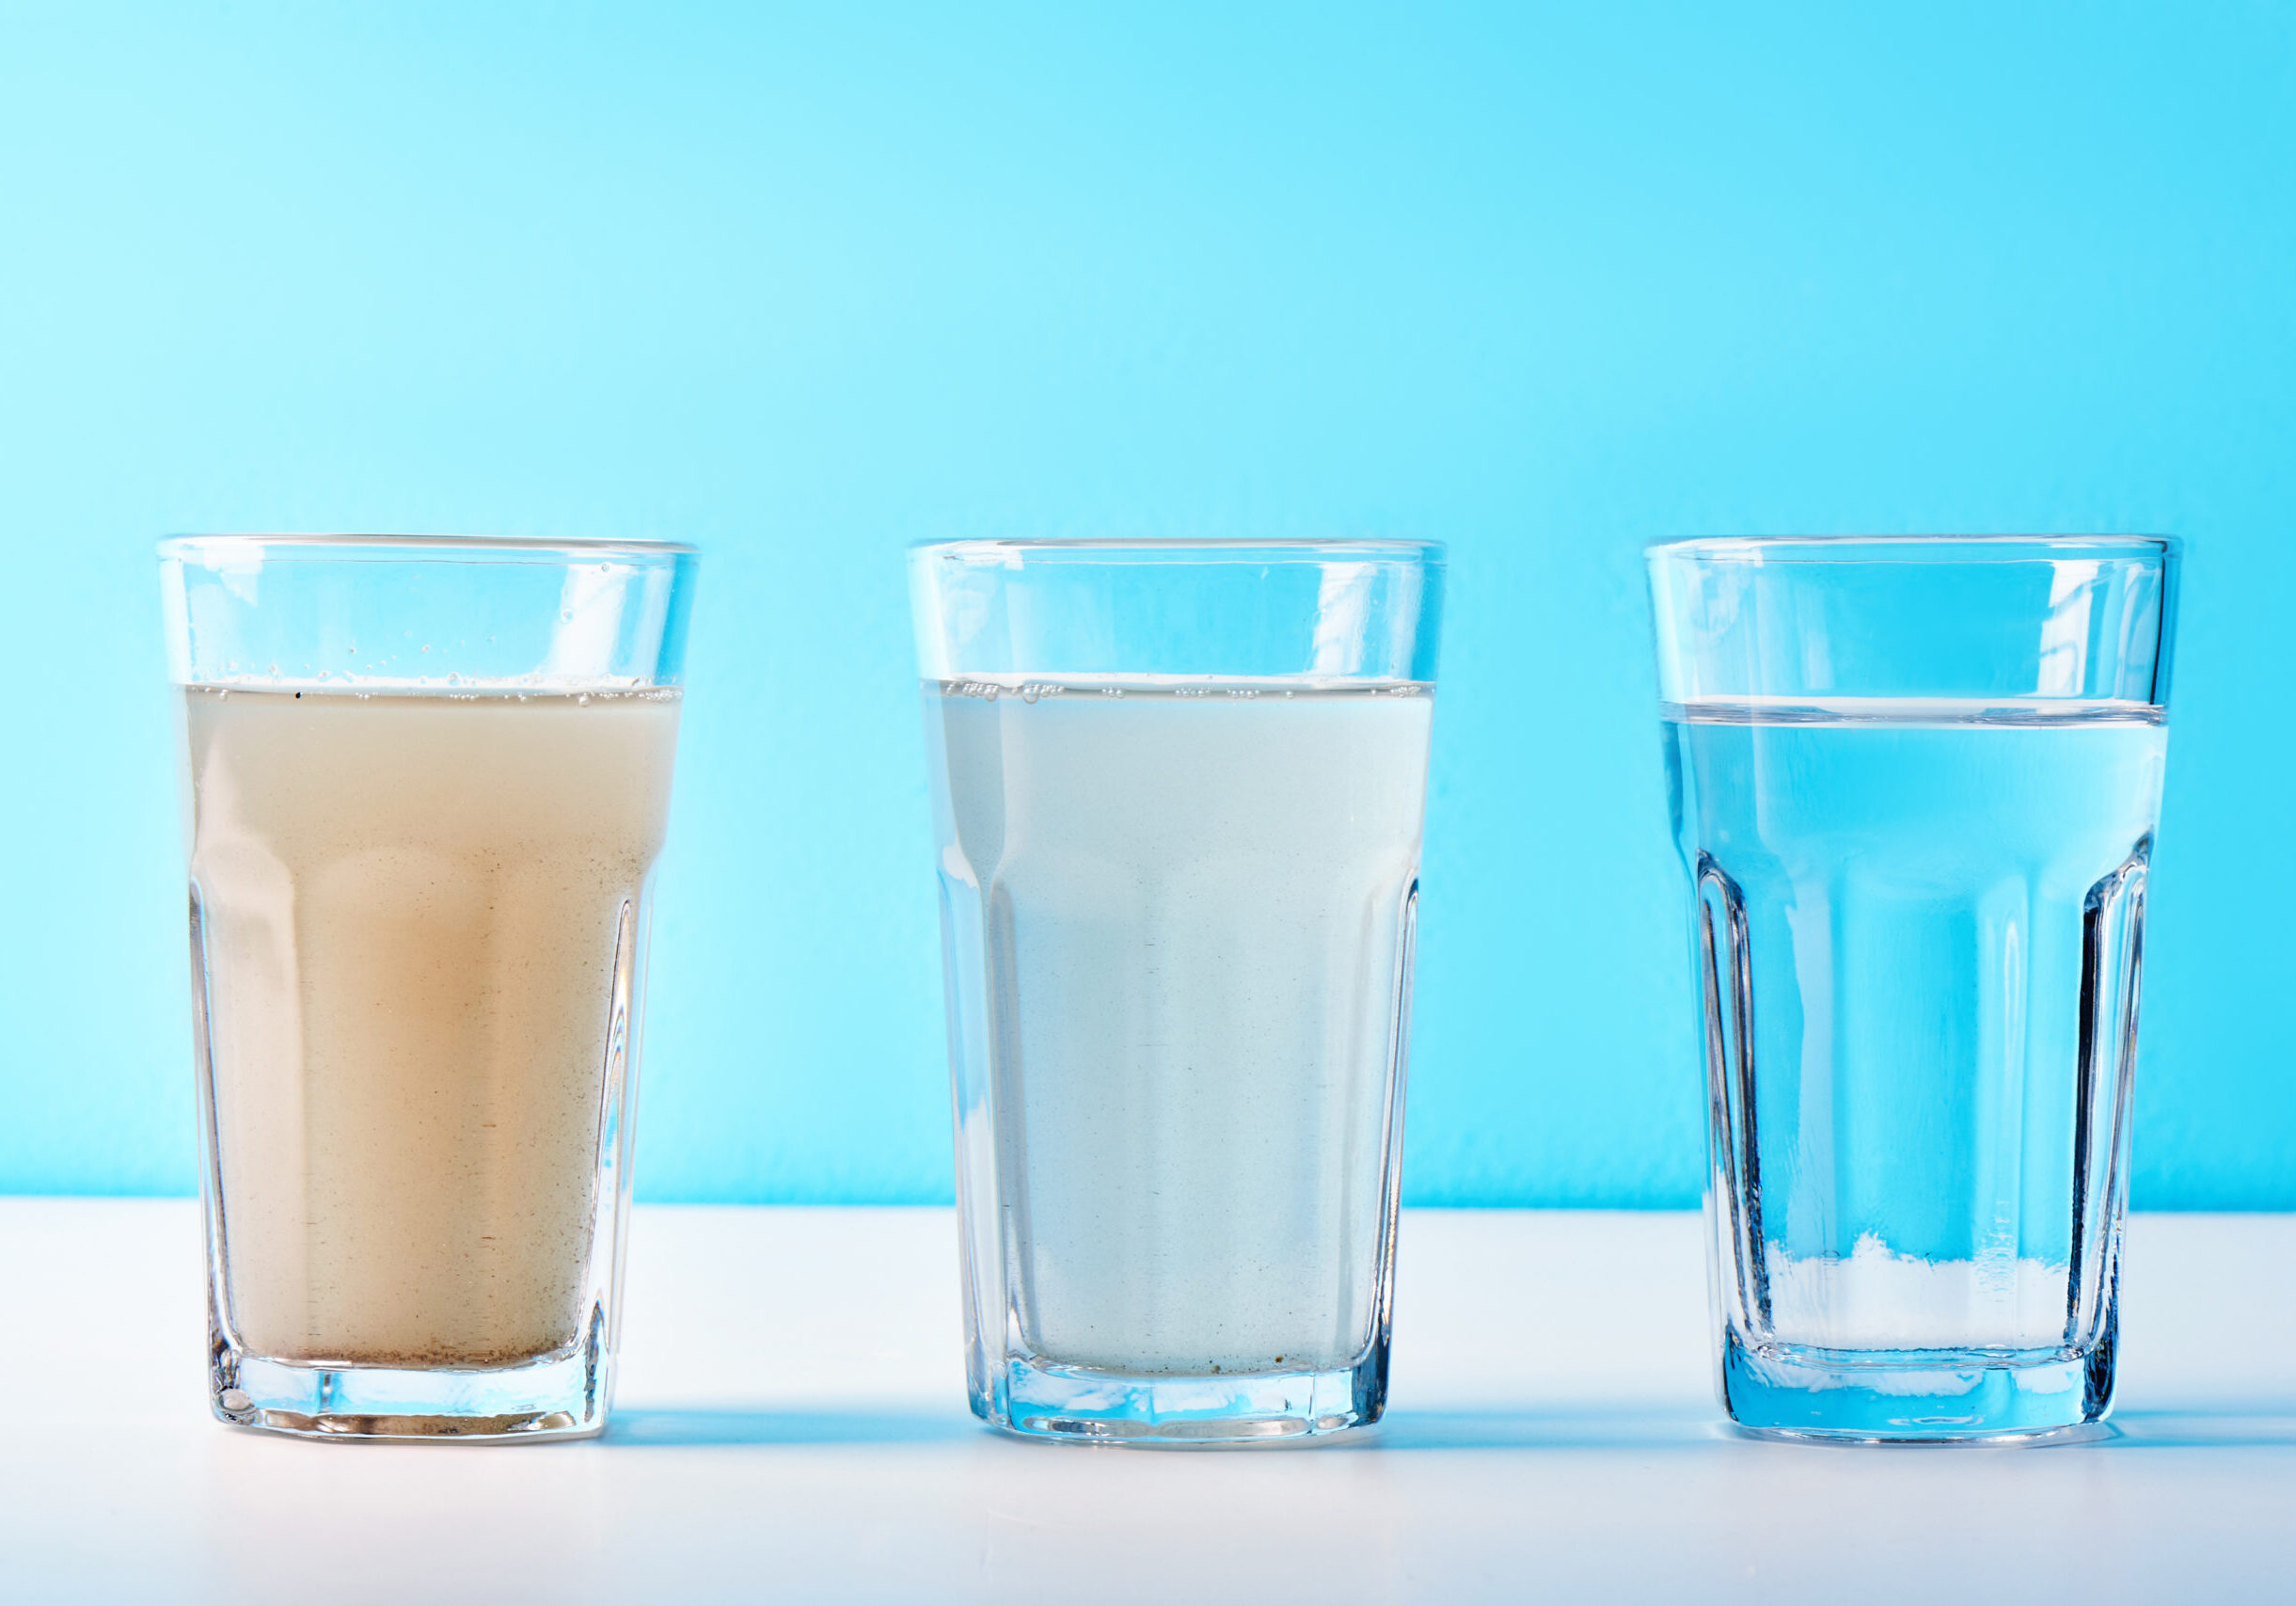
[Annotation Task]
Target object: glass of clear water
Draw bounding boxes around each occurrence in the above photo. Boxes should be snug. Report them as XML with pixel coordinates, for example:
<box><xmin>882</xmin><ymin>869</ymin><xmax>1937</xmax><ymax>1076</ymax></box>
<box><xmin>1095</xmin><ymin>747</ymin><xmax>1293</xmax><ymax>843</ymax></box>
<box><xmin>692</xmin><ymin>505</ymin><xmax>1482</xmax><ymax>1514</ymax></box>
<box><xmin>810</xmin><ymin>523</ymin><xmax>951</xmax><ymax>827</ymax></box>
<box><xmin>162</xmin><ymin>535</ymin><xmax>695</xmax><ymax>1440</ymax></box>
<box><xmin>1648</xmin><ymin>536</ymin><xmax>2177</xmax><ymax>1442</ymax></box>
<box><xmin>910</xmin><ymin>538</ymin><xmax>1444</xmax><ymax>1443</ymax></box>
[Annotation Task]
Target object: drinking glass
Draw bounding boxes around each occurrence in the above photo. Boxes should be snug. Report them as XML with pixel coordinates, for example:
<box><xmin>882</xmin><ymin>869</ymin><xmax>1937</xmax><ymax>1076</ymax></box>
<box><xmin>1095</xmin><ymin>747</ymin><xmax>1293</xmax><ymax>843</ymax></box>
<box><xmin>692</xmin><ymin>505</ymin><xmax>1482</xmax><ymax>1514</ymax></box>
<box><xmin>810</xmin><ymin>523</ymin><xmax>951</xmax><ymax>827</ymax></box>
<box><xmin>161</xmin><ymin>534</ymin><xmax>696</xmax><ymax>1440</ymax></box>
<box><xmin>910</xmin><ymin>538</ymin><xmax>1444</xmax><ymax>1442</ymax></box>
<box><xmin>1648</xmin><ymin>535</ymin><xmax>2177</xmax><ymax>1441</ymax></box>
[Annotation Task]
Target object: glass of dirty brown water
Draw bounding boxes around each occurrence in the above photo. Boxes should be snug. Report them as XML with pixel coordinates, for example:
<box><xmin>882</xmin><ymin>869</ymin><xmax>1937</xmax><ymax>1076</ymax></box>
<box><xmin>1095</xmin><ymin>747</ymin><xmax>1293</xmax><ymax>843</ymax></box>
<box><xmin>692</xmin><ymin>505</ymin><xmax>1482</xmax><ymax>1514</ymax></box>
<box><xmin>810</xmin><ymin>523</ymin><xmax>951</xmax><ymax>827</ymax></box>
<box><xmin>160</xmin><ymin>535</ymin><xmax>695</xmax><ymax>1440</ymax></box>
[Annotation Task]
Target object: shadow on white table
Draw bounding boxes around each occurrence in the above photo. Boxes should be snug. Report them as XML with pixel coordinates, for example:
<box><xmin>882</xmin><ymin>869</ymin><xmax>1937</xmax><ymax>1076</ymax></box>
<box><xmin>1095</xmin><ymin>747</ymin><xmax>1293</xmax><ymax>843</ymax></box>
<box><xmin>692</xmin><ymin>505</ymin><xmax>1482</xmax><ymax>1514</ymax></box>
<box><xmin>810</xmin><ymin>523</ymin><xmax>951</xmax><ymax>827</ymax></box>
<box><xmin>3</xmin><ymin>1200</ymin><xmax>2291</xmax><ymax>1604</ymax></box>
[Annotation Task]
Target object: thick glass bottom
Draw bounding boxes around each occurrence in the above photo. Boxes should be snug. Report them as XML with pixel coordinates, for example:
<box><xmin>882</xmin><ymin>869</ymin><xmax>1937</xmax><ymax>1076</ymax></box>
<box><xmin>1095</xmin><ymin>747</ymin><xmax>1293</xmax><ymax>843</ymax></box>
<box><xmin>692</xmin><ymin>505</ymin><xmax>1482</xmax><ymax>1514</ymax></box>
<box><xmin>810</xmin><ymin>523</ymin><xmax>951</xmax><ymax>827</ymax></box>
<box><xmin>979</xmin><ymin>1343</ymin><xmax>1387</xmax><ymax>1445</ymax></box>
<box><xmin>1721</xmin><ymin>1328</ymin><xmax>2114</xmax><ymax>1442</ymax></box>
<box><xmin>213</xmin><ymin>1326</ymin><xmax>610</xmax><ymax>1442</ymax></box>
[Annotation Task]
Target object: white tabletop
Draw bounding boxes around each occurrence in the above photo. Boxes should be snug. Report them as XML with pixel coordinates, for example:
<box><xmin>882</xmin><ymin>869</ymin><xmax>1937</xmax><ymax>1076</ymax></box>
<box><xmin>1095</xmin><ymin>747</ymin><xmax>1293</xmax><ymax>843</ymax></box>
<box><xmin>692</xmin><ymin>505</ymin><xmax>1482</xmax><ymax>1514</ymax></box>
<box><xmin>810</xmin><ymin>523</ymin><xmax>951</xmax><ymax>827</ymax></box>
<box><xmin>2</xmin><ymin>1200</ymin><xmax>2289</xmax><ymax>1603</ymax></box>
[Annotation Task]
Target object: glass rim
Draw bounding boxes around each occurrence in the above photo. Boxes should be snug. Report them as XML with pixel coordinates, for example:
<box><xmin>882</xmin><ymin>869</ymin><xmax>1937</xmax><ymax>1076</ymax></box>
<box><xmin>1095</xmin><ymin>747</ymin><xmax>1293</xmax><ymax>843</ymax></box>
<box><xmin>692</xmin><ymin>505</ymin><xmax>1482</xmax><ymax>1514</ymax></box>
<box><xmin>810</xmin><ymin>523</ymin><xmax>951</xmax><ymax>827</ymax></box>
<box><xmin>1647</xmin><ymin>533</ymin><xmax>2177</xmax><ymax>563</ymax></box>
<box><xmin>158</xmin><ymin>533</ymin><xmax>698</xmax><ymax>563</ymax></box>
<box><xmin>910</xmin><ymin>536</ymin><xmax>1444</xmax><ymax>563</ymax></box>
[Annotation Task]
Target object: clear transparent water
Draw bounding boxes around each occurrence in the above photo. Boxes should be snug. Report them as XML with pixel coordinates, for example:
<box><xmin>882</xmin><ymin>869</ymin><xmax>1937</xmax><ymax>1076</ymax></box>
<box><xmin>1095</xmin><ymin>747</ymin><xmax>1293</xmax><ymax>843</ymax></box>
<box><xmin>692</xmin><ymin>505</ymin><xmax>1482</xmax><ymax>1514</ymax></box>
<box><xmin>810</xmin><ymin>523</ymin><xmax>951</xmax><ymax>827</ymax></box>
<box><xmin>1665</xmin><ymin>700</ymin><xmax>2166</xmax><ymax>1372</ymax></box>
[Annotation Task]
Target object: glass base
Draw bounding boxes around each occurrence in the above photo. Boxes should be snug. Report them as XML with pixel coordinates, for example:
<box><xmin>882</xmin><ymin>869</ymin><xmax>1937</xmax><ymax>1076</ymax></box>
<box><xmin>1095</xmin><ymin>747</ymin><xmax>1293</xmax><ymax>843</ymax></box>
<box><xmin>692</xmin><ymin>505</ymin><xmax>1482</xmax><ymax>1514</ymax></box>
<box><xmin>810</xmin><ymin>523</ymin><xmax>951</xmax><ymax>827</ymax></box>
<box><xmin>214</xmin><ymin>1338</ymin><xmax>610</xmax><ymax>1442</ymax></box>
<box><xmin>1721</xmin><ymin>1330</ymin><xmax>2114</xmax><ymax>1442</ymax></box>
<box><xmin>979</xmin><ymin>1344</ymin><xmax>1386</xmax><ymax>1445</ymax></box>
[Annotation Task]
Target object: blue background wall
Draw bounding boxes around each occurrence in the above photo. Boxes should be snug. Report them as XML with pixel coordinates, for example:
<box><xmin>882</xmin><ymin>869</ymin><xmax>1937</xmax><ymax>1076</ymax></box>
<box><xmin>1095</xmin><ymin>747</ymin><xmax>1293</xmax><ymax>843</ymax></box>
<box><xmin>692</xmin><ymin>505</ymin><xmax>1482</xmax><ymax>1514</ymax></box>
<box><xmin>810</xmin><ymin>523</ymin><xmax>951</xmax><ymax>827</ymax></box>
<box><xmin>3</xmin><ymin>2</ymin><xmax>2291</xmax><ymax>1206</ymax></box>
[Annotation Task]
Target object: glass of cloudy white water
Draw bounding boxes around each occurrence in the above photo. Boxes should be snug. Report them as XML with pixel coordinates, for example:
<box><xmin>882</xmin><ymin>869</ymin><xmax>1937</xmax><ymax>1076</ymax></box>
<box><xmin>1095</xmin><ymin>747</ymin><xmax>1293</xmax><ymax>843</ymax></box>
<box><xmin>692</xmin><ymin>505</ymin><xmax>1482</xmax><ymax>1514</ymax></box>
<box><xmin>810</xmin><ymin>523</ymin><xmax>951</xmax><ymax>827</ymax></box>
<box><xmin>160</xmin><ymin>535</ymin><xmax>695</xmax><ymax>1440</ymax></box>
<box><xmin>910</xmin><ymin>538</ymin><xmax>1444</xmax><ymax>1443</ymax></box>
